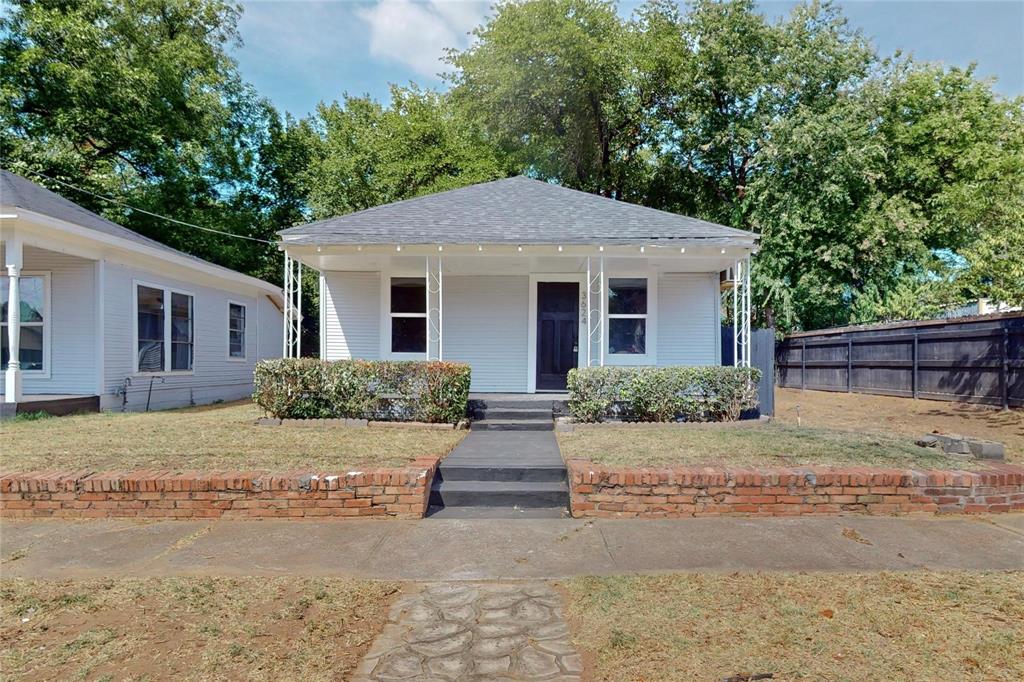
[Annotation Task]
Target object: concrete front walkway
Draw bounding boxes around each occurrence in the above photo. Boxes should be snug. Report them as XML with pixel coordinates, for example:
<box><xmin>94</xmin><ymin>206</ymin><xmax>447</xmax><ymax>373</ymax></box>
<box><xmin>2</xmin><ymin>515</ymin><xmax>1022</xmax><ymax>579</ymax></box>
<box><xmin>354</xmin><ymin>582</ymin><xmax>582</xmax><ymax>681</ymax></box>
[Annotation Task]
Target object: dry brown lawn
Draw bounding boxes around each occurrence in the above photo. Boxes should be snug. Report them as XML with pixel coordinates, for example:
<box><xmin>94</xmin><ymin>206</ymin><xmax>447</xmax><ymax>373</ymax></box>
<box><xmin>557</xmin><ymin>421</ymin><xmax>974</xmax><ymax>469</ymax></box>
<box><xmin>0</xmin><ymin>402</ymin><xmax>465</xmax><ymax>472</ymax></box>
<box><xmin>0</xmin><ymin>576</ymin><xmax>398</xmax><ymax>681</ymax></box>
<box><xmin>563</xmin><ymin>571</ymin><xmax>1024</xmax><ymax>682</ymax></box>
<box><xmin>776</xmin><ymin>388</ymin><xmax>1024</xmax><ymax>463</ymax></box>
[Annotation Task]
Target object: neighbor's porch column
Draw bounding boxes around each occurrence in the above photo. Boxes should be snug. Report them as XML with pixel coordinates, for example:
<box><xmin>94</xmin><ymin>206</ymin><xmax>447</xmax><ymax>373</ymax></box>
<box><xmin>5</xmin><ymin>237</ymin><xmax>23</xmax><ymax>402</ymax></box>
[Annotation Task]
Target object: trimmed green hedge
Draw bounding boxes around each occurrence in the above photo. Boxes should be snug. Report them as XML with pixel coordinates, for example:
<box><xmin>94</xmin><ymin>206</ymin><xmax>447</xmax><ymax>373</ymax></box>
<box><xmin>253</xmin><ymin>359</ymin><xmax>471</xmax><ymax>424</ymax></box>
<box><xmin>566</xmin><ymin>366</ymin><xmax>762</xmax><ymax>423</ymax></box>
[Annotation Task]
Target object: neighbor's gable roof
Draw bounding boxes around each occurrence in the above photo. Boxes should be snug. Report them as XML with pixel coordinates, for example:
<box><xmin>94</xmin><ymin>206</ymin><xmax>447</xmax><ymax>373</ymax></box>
<box><xmin>279</xmin><ymin>176</ymin><xmax>756</xmax><ymax>246</ymax></box>
<box><xmin>1</xmin><ymin>170</ymin><xmax>279</xmax><ymax>294</ymax></box>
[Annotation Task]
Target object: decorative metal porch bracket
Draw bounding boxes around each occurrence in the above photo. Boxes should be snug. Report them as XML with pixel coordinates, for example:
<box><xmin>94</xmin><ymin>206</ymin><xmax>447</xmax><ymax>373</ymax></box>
<box><xmin>586</xmin><ymin>255</ymin><xmax>605</xmax><ymax>366</ymax></box>
<box><xmin>426</xmin><ymin>255</ymin><xmax>443</xmax><ymax>361</ymax></box>
<box><xmin>283</xmin><ymin>251</ymin><xmax>303</xmax><ymax>358</ymax></box>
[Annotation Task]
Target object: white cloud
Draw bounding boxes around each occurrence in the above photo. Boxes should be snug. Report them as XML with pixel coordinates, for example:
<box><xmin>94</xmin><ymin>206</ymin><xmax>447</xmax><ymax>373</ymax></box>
<box><xmin>355</xmin><ymin>0</ymin><xmax>488</xmax><ymax>79</ymax></box>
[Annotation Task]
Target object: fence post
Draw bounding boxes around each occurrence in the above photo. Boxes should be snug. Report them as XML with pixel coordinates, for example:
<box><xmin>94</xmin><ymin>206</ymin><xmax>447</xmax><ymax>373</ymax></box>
<box><xmin>912</xmin><ymin>330</ymin><xmax>919</xmax><ymax>399</ymax></box>
<box><xmin>801</xmin><ymin>339</ymin><xmax>806</xmax><ymax>391</ymax></box>
<box><xmin>847</xmin><ymin>339</ymin><xmax>853</xmax><ymax>393</ymax></box>
<box><xmin>1001</xmin><ymin>328</ymin><xmax>1009</xmax><ymax>410</ymax></box>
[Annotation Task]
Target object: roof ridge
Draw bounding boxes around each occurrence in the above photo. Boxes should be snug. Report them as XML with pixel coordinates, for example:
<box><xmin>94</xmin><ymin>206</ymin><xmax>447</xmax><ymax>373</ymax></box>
<box><xmin>286</xmin><ymin>175</ymin><xmax>523</xmax><ymax>233</ymax></box>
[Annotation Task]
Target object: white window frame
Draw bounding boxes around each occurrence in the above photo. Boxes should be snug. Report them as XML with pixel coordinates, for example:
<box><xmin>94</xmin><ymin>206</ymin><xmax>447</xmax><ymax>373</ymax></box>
<box><xmin>605</xmin><ymin>273</ymin><xmax>657</xmax><ymax>366</ymax></box>
<box><xmin>132</xmin><ymin>280</ymin><xmax>195</xmax><ymax>375</ymax></box>
<box><xmin>381</xmin><ymin>273</ymin><xmax>428</xmax><ymax>360</ymax></box>
<box><xmin>1</xmin><ymin>270</ymin><xmax>51</xmax><ymax>378</ymax></box>
<box><xmin>227</xmin><ymin>300</ymin><xmax>247</xmax><ymax>361</ymax></box>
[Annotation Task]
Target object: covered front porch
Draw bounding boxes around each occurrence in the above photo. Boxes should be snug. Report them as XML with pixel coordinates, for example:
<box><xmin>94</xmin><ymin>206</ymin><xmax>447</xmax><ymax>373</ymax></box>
<box><xmin>2</xmin><ymin>236</ymin><xmax>102</xmax><ymax>412</ymax></box>
<box><xmin>280</xmin><ymin>243</ymin><xmax>754</xmax><ymax>393</ymax></box>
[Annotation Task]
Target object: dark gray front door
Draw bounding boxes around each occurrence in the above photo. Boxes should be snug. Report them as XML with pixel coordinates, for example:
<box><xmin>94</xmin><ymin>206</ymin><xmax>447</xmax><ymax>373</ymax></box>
<box><xmin>536</xmin><ymin>282</ymin><xmax>579</xmax><ymax>391</ymax></box>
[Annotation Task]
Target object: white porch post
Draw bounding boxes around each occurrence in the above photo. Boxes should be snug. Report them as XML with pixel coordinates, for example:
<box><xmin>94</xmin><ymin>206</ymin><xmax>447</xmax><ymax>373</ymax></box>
<box><xmin>282</xmin><ymin>250</ymin><xmax>303</xmax><ymax>359</ymax></box>
<box><xmin>598</xmin><ymin>255</ymin><xmax>606</xmax><ymax>366</ymax></box>
<box><xmin>586</xmin><ymin>255</ymin><xmax>605</xmax><ymax>367</ymax></box>
<box><xmin>732</xmin><ymin>256</ymin><xmax>752</xmax><ymax>368</ymax></box>
<box><xmin>732</xmin><ymin>260</ymin><xmax>738</xmax><ymax>367</ymax></box>
<box><xmin>5</xmin><ymin>238</ymin><xmax>23</xmax><ymax>402</ymax></box>
<box><xmin>744</xmin><ymin>254</ymin><xmax>751</xmax><ymax>367</ymax></box>
<box><xmin>426</xmin><ymin>255</ymin><xmax>443</xmax><ymax>360</ymax></box>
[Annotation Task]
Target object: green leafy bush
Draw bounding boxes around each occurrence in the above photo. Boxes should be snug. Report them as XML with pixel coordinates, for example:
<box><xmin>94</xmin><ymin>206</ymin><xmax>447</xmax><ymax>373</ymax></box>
<box><xmin>566</xmin><ymin>366</ymin><xmax>762</xmax><ymax>423</ymax></box>
<box><xmin>253</xmin><ymin>359</ymin><xmax>471</xmax><ymax>424</ymax></box>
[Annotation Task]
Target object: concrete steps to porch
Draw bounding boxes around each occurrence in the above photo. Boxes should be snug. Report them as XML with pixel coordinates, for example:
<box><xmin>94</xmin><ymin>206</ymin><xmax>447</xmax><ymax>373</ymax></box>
<box><xmin>427</xmin><ymin>397</ymin><xmax>570</xmax><ymax>518</ymax></box>
<box><xmin>429</xmin><ymin>480</ymin><xmax>569</xmax><ymax>508</ymax></box>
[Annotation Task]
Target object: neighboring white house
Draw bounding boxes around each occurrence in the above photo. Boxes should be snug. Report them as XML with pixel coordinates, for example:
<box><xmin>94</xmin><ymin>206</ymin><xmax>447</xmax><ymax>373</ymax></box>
<box><xmin>279</xmin><ymin>176</ymin><xmax>757</xmax><ymax>393</ymax></box>
<box><xmin>1</xmin><ymin>170</ymin><xmax>283</xmax><ymax>414</ymax></box>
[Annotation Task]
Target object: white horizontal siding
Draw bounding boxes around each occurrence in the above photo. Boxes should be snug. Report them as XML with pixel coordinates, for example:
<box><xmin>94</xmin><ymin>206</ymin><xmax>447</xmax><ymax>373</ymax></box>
<box><xmin>442</xmin><ymin>276</ymin><xmax>529</xmax><ymax>392</ymax></box>
<box><xmin>256</xmin><ymin>294</ymin><xmax>283</xmax><ymax>362</ymax></box>
<box><xmin>321</xmin><ymin>272</ymin><xmax>380</xmax><ymax>360</ymax></box>
<box><xmin>657</xmin><ymin>273</ymin><xmax>719</xmax><ymax>366</ymax></box>
<box><xmin>101</xmin><ymin>262</ymin><xmax>282</xmax><ymax>411</ymax></box>
<box><xmin>0</xmin><ymin>245</ymin><xmax>96</xmax><ymax>396</ymax></box>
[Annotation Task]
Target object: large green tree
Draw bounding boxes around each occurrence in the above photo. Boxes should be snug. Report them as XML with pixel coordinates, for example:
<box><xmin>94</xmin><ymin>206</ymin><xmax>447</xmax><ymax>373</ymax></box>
<box><xmin>0</xmin><ymin>0</ymin><xmax>278</xmax><ymax>275</ymax></box>
<box><xmin>447</xmin><ymin>0</ymin><xmax>1023</xmax><ymax>330</ymax></box>
<box><xmin>446</xmin><ymin>0</ymin><xmax>650</xmax><ymax>198</ymax></box>
<box><xmin>4</xmin><ymin>0</ymin><xmax>1019</xmax><ymax>335</ymax></box>
<box><xmin>303</xmin><ymin>85</ymin><xmax>512</xmax><ymax>219</ymax></box>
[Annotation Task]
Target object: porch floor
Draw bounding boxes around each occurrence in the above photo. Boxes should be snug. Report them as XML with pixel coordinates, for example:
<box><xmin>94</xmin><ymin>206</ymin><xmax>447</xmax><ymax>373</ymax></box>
<box><xmin>2</xmin><ymin>394</ymin><xmax>100</xmax><ymax>418</ymax></box>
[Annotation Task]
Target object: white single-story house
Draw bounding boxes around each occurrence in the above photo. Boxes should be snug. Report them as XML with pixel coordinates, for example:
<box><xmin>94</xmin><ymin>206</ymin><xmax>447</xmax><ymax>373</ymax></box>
<box><xmin>279</xmin><ymin>176</ymin><xmax>756</xmax><ymax>393</ymax></box>
<box><xmin>1</xmin><ymin>170</ymin><xmax>283</xmax><ymax>414</ymax></box>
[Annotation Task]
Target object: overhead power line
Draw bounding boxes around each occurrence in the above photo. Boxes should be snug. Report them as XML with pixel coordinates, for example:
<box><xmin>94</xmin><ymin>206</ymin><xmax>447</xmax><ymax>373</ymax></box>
<box><xmin>8</xmin><ymin>167</ymin><xmax>278</xmax><ymax>245</ymax></box>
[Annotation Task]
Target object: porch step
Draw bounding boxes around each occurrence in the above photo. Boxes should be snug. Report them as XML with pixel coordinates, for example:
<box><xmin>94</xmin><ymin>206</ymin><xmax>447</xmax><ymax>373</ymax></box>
<box><xmin>425</xmin><ymin>505</ymin><xmax>569</xmax><ymax>519</ymax></box>
<box><xmin>471</xmin><ymin>418</ymin><xmax>553</xmax><ymax>432</ymax></box>
<box><xmin>471</xmin><ymin>406</ymin><xmax>553</xmax><ymax>421</ymax></box>
<box><xmin>469</xmin><ymin>398</ymin><xmax>568</xmax><ymax>412</ymax></box>
<box><xmin>429</xmin><ymin>480</ymin><xmax>569</xmax><ymax>508</ymax></box>
<box><xmin>436</xmin><ymin>464</ymin><xmax>566</xmax><ymax>483</ymax></box>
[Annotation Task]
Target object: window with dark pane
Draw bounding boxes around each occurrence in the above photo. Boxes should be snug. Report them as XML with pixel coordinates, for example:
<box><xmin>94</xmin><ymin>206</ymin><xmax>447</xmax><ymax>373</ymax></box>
<box><xmin>607</xmin><ymin>278</ymin><xmax>648</xmax><ymax>355</ymax></box>
<box><xmin>390</xmin><ymin>277</ymin><xmax>427</xmax><ymax>354</ymax></box>
<box><xmin>170</xmin><ymin>292</ymin><xmax>193</xmax><ymax>371</ymax></box>
<box><xmin>391</xmin><ymin>316</ymin><xmax>427</xmax><ymax>353</ymax></box>
<box><xmin>609</xmin><ymin>318</ymin><xmax>646</xmax><ymax>354</ymax></box>
<box><xmin>229</xmin><ymin>303</ymin><xmax>246</xmax><ymax>358</ymax></box>
<box><xmin>1</xmin><ymin>275</ymin><xmax>46</xmax><ymax>371</ymax></box>
<box><xmin>390</xmin><ymin>277</ymin><xmax>426</xmax><ymax>313</ymax></box>
<box><xmin>608</xmin><ymin>278</ymin><xmax>647</xmax><ymax>315</ymax></box>
<box><xmin>136</xmin><ymin>285</ymin><xmax>165</xmax><ymax>372</ymax></box>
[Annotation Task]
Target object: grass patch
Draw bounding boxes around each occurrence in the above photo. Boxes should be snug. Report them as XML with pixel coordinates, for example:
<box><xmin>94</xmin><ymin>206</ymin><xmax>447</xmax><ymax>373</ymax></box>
<box><xmin>556</xmin><ymin>422</ymin><xmax>979</xmax><ymax>468</ymax></box>
<box><xmin>775</xmin><ymin>388</ymin><xmax>1024</xmax><ymax>464</ymax></box>
<box><xmin>0</xmin><ymin>576</ymin><xmax>399</xmax><ymax>681</ymax></box>
<box><xmin>563</xmin><ymin>571</ymin><xmax>1024</xmax><ymax>682</ymax></box>
<box><xmin>0</xmin><ymin>401</ymin><xmax>464</xmax><ymax>472</ymax></box>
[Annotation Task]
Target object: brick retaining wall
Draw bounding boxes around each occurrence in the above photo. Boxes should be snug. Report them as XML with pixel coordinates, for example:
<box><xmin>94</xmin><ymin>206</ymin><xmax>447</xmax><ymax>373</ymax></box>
<box><xmin>567</xmin><ymin>459</ymin><xmax>1024</xmax><ymax>518</ymax></box>
<box><xmin>0</xmin><ymin>457</ymin><xmax>439</xmax><ymax>520</ymax></box>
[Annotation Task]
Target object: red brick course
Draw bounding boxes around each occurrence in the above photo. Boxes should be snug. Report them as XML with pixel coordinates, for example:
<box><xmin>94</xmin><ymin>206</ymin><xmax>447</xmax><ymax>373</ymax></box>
<box><xmin>566</xmin><ymin>459</ymin><xmax>1024</xmax><ymax>518</ymax></box>
<box><xmin>0</xmin><ymin>457</ymin><xmax>439</xmax><ymax>520</ymax></box>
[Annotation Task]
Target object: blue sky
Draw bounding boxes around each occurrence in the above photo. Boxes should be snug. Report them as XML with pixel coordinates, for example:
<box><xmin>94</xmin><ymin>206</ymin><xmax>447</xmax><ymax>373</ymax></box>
<box><xmin>235</xmin><ymin>1</ymin><xmax>1024</xmax><ymax>117</ymax></box>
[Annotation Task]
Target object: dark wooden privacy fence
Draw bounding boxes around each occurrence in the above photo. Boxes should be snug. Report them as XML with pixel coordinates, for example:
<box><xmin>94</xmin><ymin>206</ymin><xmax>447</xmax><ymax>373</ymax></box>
<box><xmin>776</xmin><ymin>313</ymin><xmax>1024</xmax><ymax>408</ymax></box>
<box><xmin>721</xmin><ymin>326</ymin><xmax>775</xmax><ymax>416</ymax></box>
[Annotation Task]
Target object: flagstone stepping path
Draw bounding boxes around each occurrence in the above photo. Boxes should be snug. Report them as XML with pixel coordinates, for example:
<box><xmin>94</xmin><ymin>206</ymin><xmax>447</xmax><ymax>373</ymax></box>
<box><xmin>352</xmin><ymin>582</ymin><xmax>583</xmax><ymax>681</ymax></box>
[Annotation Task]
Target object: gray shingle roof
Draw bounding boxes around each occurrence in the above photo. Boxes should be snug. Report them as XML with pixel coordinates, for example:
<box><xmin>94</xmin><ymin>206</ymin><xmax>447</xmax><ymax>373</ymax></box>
<box><xmin>279</xmin><ymin>176</ymin><xmax>756</xmax><ymax>245</ymax></box>
<box><xmin>1</xmin><ymin>170</ymin><xmax>276</xmax><ymax>290</ymax></box>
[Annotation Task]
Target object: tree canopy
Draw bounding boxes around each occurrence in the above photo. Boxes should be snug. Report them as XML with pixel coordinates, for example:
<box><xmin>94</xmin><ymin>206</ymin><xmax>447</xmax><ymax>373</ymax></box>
<box><xmin>2</xmin><ymin>0</ymin><xmax>1021</xmax><ymax>336</ymax></box>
